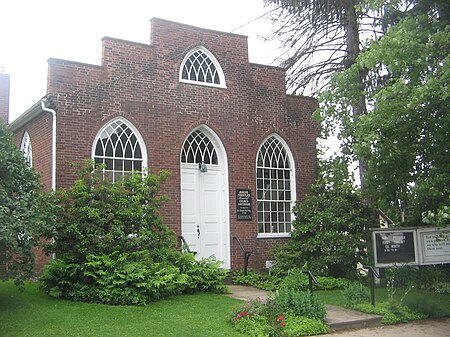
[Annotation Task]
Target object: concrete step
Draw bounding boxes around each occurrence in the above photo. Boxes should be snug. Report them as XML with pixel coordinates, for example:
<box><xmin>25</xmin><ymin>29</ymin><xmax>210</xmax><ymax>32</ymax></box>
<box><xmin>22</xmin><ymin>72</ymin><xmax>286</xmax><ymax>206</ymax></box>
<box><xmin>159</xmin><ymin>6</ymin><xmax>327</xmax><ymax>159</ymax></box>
<box><xmin>325</xmin><ymin>304</ymin><xmax>382</xmax><ymax>332</ymax></box>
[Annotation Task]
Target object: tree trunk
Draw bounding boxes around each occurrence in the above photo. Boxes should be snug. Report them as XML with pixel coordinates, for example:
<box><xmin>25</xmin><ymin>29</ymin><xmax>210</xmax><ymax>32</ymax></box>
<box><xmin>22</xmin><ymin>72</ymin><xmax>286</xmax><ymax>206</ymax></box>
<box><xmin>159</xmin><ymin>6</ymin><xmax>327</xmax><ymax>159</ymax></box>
<box><xmin>343</xmin><ymin>0</ymin><xmax>369</xmax><ymax>198</ymax></box>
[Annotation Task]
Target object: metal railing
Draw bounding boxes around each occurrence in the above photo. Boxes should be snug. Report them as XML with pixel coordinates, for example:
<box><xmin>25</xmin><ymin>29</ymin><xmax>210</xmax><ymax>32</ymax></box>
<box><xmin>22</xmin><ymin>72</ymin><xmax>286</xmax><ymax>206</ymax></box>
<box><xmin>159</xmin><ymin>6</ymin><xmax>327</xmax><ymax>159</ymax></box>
<box><xmin>364</xmin><ymin>265</ymin><xmax>380</xmax><ymax>306</ymax></box>
<box><xmin>179</xmin><ymin>236</ymin><xmax>196</xmax><ymax>255</ymax></box>
<box><xmin>233</xmin><ymin>236</ymin><xmax>252</xmax><ymax>275</ymax></box>
<box><xmin>302</xmin><ymin>270</ymin><xmax>318</xmax><ymax>294</ymax></box>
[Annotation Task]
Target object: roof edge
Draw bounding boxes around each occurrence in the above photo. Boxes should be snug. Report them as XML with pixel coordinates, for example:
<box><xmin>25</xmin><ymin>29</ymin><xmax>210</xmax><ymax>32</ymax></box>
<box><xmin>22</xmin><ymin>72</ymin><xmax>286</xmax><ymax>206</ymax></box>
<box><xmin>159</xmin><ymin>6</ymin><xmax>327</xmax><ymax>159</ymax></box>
<box><xmin>8</xmin><ymin>97</ymin><xmax>46</xmax><ymax>132</ymax></box>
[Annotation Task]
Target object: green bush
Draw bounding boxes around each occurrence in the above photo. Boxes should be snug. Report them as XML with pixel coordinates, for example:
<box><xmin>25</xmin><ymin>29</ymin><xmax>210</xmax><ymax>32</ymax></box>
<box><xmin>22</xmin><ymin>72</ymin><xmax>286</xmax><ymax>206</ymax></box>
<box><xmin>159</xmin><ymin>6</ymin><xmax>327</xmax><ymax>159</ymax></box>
<box><xmin>354</xmin><ymin>302</ymin><xmax>426</xmax><ymax>325</ymax></box>
<box><xmin>230</xmin><ymin>295</ymin><xmax>328</xmax><ymax>337</ymax></box>
<box><xmin>38</xmin><ymin>164</ymin><xmax>227</xmax><ymax>305</ymax></box>
<box><xmin>274</xmin><ymin>288</ymin><xmax>326</xmax><ymax>320</ymax></box>
<box><xmin>283</xmin><ymin>314</ymin><xmax>329</xmax><ymax>336</ymax></box>
<box><xmin>232</xmin><ymin>270</ymin><xmax>282</xmax><ymax>291</ymax></box>
<box><xmin>384</xmin><ymin>265</ymin><xmax>449</xmax><ymax>291</ymax></box>
<box><xmin>272</xmin><ymin>158</ymin><xmax>374</xmax><ymax>279</ymax></box>
<box><xmin>342</xmin><ymin>283</ymin><xmax>370</xmax><ymax>307</ymax></box>
<box><xmin>233</xmin><ymin>315</ymin><xmax>272</xmax><ymax>337</ymax></box>
<box><xmin>280</xmin><ymin>268</ymin><xmax>353</xmax><ymax>291</ymax></box>
<box><xmin>430</xmin><ymin>282</ymin><xmax>450</xmax><ymax>294</ymax></box>
<box><xmin>40</xmin><ymin>250</ymin><xmax>228</xmax><ymax>305</ymax></box>
<box><xmin>403</xmin><ymin>295</ymin><xmax>449</xmax><ymax>318</ymax></box>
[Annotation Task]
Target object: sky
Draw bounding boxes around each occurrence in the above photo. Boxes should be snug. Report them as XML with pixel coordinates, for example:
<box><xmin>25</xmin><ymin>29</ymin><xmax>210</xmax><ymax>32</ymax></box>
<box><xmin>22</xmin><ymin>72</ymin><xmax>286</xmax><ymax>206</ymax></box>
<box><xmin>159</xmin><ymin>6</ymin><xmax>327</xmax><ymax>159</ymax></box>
<box><xmin>1</xmin><ymin>0</ymin><xmax>285</xmax><ymax>122</ymax></box>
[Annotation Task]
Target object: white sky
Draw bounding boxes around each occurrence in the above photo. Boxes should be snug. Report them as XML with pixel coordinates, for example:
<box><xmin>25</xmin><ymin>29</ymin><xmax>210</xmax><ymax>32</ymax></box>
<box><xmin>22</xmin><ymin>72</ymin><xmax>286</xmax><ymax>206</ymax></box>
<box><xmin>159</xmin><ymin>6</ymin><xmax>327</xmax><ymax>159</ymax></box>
<box><xmin>1</xmin><ymin>0</ymin><xmax>285</xmax><ymax>122</ymax></box>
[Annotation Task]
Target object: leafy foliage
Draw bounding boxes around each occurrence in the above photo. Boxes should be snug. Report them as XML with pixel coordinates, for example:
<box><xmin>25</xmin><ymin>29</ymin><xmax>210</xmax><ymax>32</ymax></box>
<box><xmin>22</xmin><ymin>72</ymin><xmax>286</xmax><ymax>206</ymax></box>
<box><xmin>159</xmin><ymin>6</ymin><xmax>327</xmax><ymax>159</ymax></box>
<box><xmin>233</xmin><ymin>269</ymin><xmax>354</xmax><ymax>292</ymax></box>
<box><xmin>282</xmin><ymin>315</ymin><xmax>329</xmax><ymax>336</ymax></box>
<box><xmin>0</xmin><ymin>122</ymin><xmax>43</xmax><ymax>284</ymax></box>
<box><xmin>341</xmin><ymin>283</ymin><xmax>370</xmax><ymax>307</ymax></box>
<box><xmin>230</xmin><ymin>295</ymin><xmax>328</xmax><ymax>337</ymax></box>
<box><xmin>275</xmin><ymin>288</ymin><xmax>326</xmax><ymax>320</ymax></box>
<box><xmin>273</xmin><ymin>158</ymin><xmax>374</xmax><ymax>278</ymax></box>
<box><xmin>38</xmin><ymin>163</ymin><xmax>174</xmax><ymax>262</ymax></box>
<box><xmin>40</xmin><ymin>251</ymin><xmax>227</xmax><ymax>305</ymax></box>
<box><xmin>318</xmin><ymin>10</ymin><xmax>450</xmax><ymax>224</ymax></box>
<box><xmin>38</xmin><ymin>163</ymin><xmax>227</xmax><ymax>304</ymax></box>
<box><xmin>354</xmin><ymin>302</ymin><xmax>426</xmax><ymax>324</ymax></box>
<box><xmin>384</xmin><ymin>265</ymin><xmax>450</xmax><ymax>291</ymax></box>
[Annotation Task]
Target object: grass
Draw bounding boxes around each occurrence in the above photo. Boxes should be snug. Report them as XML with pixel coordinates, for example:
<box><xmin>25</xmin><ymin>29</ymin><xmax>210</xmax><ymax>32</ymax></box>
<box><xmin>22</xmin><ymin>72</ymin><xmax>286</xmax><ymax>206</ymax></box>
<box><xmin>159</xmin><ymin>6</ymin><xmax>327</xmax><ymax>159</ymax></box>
<box><xmin>0</xmin><ymin>281</ymin><xmax>244</xmax><ymax>337</ymax></box>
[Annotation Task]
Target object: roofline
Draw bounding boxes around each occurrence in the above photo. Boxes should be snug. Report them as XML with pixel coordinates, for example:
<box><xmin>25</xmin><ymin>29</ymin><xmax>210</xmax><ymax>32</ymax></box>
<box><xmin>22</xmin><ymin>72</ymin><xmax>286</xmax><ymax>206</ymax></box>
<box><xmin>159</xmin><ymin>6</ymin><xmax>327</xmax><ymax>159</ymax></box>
<box><xmin>8</xmin><ymin>97</ymin><xmax>46</xmax><ymax>132</ymax></box>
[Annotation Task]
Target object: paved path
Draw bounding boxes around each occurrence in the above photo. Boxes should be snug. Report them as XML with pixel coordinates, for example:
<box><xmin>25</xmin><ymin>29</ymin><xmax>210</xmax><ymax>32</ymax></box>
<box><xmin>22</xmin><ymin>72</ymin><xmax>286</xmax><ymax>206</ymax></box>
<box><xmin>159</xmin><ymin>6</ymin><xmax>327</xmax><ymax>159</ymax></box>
<box><xmin>227</xmin><ymin>285</ymin><xmax>450</xmax><ymax>336</ymax></box>
<box><xmin>314</xmin><ymin>317</ymin><xmax>450</xmax><ymax>337</ymax></box>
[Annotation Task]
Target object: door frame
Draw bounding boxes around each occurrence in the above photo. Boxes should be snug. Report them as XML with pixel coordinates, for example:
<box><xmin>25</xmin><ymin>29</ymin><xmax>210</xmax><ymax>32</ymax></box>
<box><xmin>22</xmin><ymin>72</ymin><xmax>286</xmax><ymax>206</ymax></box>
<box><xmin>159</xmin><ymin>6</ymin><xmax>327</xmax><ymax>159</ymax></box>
<box><xmin>180</xmin><ymin>125</ymin><xmax>230</xmax><ymax>268</ymax></box>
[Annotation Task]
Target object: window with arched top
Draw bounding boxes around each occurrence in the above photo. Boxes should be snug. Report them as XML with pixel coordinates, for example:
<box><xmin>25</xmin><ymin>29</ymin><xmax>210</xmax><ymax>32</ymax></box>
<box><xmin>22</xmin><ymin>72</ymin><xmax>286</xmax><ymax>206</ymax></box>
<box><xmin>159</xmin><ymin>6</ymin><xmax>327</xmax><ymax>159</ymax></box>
<box><xmin>256</xmin><ymin>135</ymin><xmax>296</xmax><ymax>236</ymax></box>
<box><xmin>181</xmin><ymin>130</ymin><xmax>219</xmax><ymax>165</ymax></box>
<box><xmin>92</xmin><ymin>118</ymin><xmax>147</xmax><ymax>182</ymax></box>
<box><xmin>179</xmin><ymin>46</ymin><xmax>226</xmax><ymax>88</ymax></box>
<box><xmin>20</xmin><ymin>131</ymin><xmax>32</xmax><ymax>167</ymax></box>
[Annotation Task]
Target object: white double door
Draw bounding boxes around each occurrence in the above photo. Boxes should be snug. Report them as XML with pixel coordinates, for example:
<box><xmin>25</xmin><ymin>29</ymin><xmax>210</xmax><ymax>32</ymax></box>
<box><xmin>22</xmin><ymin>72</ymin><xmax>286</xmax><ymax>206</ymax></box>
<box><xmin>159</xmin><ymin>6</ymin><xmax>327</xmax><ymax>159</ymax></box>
<box><xmin>181</xmin><ymin>164</ymin><xmax>229</xmax><ymax>268</ymax></box>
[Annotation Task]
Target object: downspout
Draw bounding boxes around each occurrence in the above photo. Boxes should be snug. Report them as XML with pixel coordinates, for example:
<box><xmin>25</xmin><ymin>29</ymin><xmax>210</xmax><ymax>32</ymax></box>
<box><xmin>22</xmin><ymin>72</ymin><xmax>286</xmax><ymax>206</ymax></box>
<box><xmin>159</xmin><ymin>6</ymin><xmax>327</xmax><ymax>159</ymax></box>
<box><xmin>40</xmin><ymin>99</ymin><xmax>56</xmax><ymax>191</ymax></box>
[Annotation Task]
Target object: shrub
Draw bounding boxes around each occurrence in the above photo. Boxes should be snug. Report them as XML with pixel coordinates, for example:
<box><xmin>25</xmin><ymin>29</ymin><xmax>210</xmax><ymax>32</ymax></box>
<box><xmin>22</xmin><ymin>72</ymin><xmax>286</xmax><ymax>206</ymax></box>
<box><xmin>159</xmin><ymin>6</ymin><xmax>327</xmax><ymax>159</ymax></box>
<box><xmin>384</xmin><ymin>265</ymin><xmax>450</xmax><ymax>291</ymax></box>
<box><xmin>274</xmin><ymin>288</ymin><xmax>326</xmax><ymax>320</ymax></box>
<box><xmin>40</xmin><ymin>250</ymin><xmax>228</xmax><ymax>305</ymax></box>
<box><xmin>232</xmin><ymin>270</ymin><xmax>282</xmax><ymax>291</ymax></box>
<box><xmin>403</xmin><ymin>294</ymin><xmax>449</xmax><ymax>318</ymax></box>
<box><xmin>233</xmin><ymin>315</ymin><xmax>272</xmax><ymax>337</ymax></box>
<box><xmin>430</xmin><ymin>282</ymin><xmax>450</xmax><ymax>294</ymax></box>
<box><xmin>354</xmin><ymin>302</ymin><xmax>427</xmax><ymax>325</ymax></box>
<box><xmin>342</xmin><ymin>283</ymin><xmax>370</xmax><ymax>307</ymax></box>
<box><xmin>280</xmin><ymin>268</ymin><xmax>353</xmax><ymax>291</ymax></box>
<box><xmin>38</xmin><ymin>164</ymin><xmax>228</xmax><ymax>304</ymax></box>
<box><xmin>230</xmin><ymin>295</ymin><xmax>328</xmax><ymax>337</ymax></box>
<box><xmin>283</xmin><ymin>314</ymin><xmax>329</xmax><ymax>336</ymax></box>
<box><xmin>272</xmin><ymin>158</ymin><xmax>374</xmax><ymax>279</ymax></box>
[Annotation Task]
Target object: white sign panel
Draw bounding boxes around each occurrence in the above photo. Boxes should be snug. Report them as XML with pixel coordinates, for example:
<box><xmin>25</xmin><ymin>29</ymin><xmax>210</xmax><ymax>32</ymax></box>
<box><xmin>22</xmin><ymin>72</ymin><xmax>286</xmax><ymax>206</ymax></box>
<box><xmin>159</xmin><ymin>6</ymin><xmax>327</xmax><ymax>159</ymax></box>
<box><xmin>418</xmin><ymin>227</ymin><xmax>450</xmax><ymax>264</ymax></box>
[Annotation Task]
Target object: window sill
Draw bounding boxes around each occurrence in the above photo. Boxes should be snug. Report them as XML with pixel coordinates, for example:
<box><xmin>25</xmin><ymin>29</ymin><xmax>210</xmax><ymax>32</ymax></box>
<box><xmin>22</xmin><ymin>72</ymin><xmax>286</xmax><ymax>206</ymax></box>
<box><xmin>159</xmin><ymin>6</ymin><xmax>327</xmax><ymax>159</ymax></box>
<box><xmin>257</xmin><ymin>233</ymin><xmax>291</xmax><ymax>239</ymax></box>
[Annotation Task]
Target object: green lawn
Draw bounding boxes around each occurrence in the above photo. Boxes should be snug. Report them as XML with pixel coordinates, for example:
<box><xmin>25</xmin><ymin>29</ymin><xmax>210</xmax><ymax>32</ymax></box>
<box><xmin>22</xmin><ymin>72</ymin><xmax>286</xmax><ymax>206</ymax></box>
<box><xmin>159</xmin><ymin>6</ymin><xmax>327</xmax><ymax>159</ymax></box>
<box><xmin>0</xmin><ymin>281</ymin><xmax>244</xmax><ymax>337</ymax></box>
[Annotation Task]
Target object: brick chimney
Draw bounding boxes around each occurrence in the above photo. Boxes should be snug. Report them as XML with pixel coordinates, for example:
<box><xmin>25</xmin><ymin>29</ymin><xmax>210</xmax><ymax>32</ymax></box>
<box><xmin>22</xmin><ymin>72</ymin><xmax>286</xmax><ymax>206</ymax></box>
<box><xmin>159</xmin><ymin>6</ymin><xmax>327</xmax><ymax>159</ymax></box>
<box><xmin>0</xmin><ymin>70</ymin><xmax>10</xmax><ymax>125</ymax></box>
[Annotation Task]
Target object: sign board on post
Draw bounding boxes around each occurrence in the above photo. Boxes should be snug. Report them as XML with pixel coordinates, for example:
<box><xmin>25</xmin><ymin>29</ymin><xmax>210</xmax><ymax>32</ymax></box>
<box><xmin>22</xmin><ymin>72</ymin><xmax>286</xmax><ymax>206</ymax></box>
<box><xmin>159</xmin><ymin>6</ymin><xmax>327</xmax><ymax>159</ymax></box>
<box><xmin>236</xmin><ymin>189</ymin><xmax>252</xmax><ymax>221</ymax></box>
<box><xmin>372</xmin><ymin>227</ymin><xmax>450</xmax><ymax>267</ymax></box>
<box><xmin>373</xmin><ymin>229</ymin><xmax>418</xmax><ymax>267</ymax></box>
<box><xmin>417</xmin><ymin>227</ymin><xmax>450</xmax><ymax>265</ymax></box>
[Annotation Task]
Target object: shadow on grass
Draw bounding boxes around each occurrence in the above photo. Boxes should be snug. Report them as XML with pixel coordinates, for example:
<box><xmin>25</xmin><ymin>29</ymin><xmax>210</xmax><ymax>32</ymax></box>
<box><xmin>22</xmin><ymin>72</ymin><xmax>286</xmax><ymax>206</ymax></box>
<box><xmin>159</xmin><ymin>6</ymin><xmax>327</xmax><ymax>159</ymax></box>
<box><xmin>0</xmin><ymin>281</ymin><xmax>244</xmax><ymax>337</ymax></box>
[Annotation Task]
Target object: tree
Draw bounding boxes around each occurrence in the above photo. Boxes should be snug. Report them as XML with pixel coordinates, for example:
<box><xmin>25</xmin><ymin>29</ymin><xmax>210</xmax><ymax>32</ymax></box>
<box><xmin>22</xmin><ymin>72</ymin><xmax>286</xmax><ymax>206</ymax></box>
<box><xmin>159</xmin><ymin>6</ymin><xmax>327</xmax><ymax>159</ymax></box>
<box><xmin>265</xmin><ymin>0</ymin><xmax>363</xmax><ymax>94</ymax></box>
<box><xmin>274</xmin><ymin>157</ymin><xmax>374</xmax><ymax>278</ymax></box>
<box><xmin>319</xmin><ymin>9</ymin><xmax>449</xmax><ymax>224</ymax></box>
<box><xmin>0</xmin><ymin>121</ymin><xmax>43</xmax><ymax>284</ymax></box>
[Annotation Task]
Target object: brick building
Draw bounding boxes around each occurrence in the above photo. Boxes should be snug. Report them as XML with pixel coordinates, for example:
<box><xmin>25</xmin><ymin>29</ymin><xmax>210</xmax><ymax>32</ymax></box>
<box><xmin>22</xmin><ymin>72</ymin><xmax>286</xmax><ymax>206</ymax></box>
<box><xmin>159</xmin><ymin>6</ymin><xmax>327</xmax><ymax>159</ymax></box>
<box><xmin>9</xmin><ymin>18</ymin><xmax>318</xmax><ymax>271</ymax></box>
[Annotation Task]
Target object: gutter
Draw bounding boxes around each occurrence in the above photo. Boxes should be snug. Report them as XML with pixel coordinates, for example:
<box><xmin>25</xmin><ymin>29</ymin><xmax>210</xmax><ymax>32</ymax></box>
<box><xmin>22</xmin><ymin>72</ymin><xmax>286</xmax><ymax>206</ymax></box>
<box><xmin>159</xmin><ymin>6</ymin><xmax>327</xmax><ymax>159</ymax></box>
<box><xmin>40</xmin><ymin>99</ymin><xmax>56</xmax><ymax>191</ymax></box>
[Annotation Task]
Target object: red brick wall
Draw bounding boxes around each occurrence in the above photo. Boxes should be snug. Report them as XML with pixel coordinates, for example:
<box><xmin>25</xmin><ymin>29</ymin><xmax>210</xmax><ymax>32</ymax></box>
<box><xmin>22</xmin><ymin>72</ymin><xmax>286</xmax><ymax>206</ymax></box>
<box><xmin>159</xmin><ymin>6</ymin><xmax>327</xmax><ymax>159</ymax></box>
<box><xmin>19</xmin><ymin>18</ymin><xmax>318</xmax><ymax>270</ymax></box>
<box><xmin>12</xmin><ymin>111</ymin><xmax>54</xmax><ymax>274</ymax></box>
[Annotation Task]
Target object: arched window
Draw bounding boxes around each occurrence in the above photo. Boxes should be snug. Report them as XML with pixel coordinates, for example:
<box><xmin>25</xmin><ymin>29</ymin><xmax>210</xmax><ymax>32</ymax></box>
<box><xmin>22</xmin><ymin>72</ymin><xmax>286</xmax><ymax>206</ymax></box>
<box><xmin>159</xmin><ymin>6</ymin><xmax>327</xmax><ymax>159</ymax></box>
<box><xmin>256</xmin><ymin>135</ymin><xmax>296</xmax><ymax>236</ymax></box>
<box><xmin>179</xmin><ymin>46</ymin><xmax>226</xmax><ymax>88</ymax></box>
<box><xmin>20</xmin><ymin>131</ymin><xmax>32</xmax><ymax>166</ymax></box>
<box><xmin>92</xmin><ymin>118</ymin><xmax>147</xmax><ymax>182</ymax></box>
<box><xmin>181</xmin><ymin>129</ymin><xmax>219</xmax><ymax>165</ymax></box>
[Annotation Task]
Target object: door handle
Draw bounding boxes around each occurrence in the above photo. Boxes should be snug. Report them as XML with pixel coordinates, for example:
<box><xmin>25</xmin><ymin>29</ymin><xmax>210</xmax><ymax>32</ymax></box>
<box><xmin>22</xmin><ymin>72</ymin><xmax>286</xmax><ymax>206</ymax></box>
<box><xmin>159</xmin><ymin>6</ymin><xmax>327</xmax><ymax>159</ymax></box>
<box><xmin>197</xmin><ymin>225</ymin><xmax>200</xmax><ymax>239</ymax></box>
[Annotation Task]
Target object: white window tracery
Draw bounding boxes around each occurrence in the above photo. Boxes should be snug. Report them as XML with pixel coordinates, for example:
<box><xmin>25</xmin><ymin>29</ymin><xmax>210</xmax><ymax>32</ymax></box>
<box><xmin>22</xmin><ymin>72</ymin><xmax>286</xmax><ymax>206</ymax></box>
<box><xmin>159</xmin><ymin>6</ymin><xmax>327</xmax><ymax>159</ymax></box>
<box><xmin>181</xmin><ymin>130</ymin><xmax>218</xmax><ymax>165</ymax></box>
<box><xmin>92</xmin><ymin>118</ymin><xmax>147</xmax><ymax>182</ymax></box>
<box><xmin>179</xmin><ymin>47</ymin><xmax>226</xmax><ymax>88</ymax></box>
<box><xmin>256</xmin><ymin>135</ymin><xmax>295</xmax><ymax>236</ymax></box>
<box><xmin>20</xmin><ymin>131</ymin><xmax>32</xmax><ymax>166</ymax></box>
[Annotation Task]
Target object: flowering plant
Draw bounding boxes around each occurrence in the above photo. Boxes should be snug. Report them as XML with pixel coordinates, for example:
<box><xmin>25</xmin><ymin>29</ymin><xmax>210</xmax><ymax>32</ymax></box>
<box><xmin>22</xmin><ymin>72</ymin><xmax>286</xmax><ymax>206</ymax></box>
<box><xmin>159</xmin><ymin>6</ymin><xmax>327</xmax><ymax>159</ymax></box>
<box><xmin>277</xmin><ymin>315</ymin><xmax>286</xmax><ymax>326</ymax></box>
